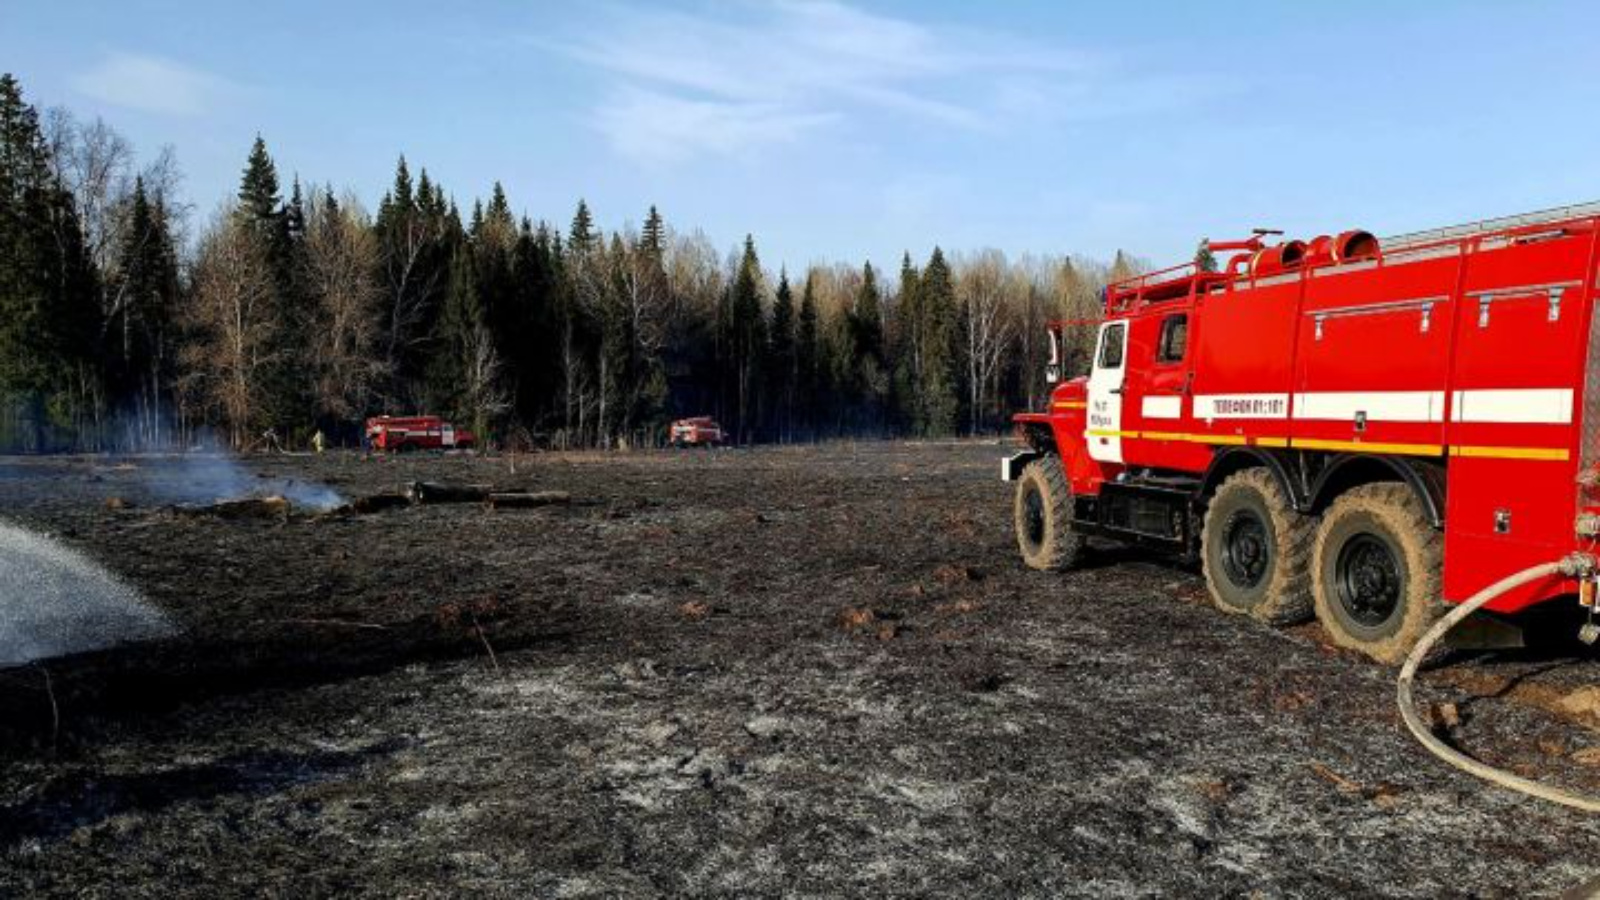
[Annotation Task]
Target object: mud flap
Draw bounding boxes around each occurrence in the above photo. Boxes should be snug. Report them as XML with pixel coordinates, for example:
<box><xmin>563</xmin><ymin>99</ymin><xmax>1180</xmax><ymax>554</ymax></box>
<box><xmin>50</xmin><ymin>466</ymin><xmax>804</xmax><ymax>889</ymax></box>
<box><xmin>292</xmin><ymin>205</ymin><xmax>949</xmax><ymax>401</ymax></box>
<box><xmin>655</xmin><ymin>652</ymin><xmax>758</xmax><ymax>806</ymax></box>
<box><xmin>1002</xmin><ymin>450</ymin><xmax>1043</xmax><ymax>482</ymax></box>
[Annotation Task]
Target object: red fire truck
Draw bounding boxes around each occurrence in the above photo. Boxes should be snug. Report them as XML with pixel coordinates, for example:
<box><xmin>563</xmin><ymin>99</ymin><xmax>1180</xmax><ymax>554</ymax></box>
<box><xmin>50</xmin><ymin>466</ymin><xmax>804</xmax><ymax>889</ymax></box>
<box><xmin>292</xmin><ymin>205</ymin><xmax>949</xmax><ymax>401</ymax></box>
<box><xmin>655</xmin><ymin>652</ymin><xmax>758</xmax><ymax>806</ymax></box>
<box><xmin>669</xmin><ymin>417</ymin><xmax>726</xmax><ymax>447</ymax></box>
<box><xmin>1006</xmin><ymin>204</ymin><xmax>1600</xmax><ymax>663</ymax></box>
<box><xmin>365</xmin><ymin>415</ymin><xmax>476</xmax><ymax>453</ymax></box>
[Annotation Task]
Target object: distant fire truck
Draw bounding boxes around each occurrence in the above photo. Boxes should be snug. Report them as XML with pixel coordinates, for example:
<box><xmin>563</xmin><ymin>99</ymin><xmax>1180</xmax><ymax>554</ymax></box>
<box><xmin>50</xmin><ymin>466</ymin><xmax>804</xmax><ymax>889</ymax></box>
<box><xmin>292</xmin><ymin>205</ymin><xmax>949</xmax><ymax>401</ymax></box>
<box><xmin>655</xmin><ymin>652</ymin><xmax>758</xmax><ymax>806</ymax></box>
<box><xmin>1005</xmin><ymin>204</ymin><xmax>1600</xmax><ymax>663</ymax></box>
<box><xmin>669</xmin><ymin>417</ymin><xmax>725</xmax><ymax>447</ymax></box>
<box><xmin>365</xmin><ymin>415</ymin><xmax>476</xmax><ymax>453</ymax></box>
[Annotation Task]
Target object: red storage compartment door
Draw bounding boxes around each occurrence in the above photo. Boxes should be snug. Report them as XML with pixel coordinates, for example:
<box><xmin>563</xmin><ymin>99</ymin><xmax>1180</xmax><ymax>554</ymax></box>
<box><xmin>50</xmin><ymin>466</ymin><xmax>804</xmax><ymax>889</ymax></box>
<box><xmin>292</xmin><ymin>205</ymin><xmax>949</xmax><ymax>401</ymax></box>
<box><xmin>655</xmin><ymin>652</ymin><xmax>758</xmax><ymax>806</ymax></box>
<box><xmin>1293</xmin><ymin>254</ymin><xmax>1458</xmax><ymax>455</ymax></box>
<box><xmin>1441</xmin><ymin>235</ymin><xmax>1589</xmax><ymax>608</ymax></box>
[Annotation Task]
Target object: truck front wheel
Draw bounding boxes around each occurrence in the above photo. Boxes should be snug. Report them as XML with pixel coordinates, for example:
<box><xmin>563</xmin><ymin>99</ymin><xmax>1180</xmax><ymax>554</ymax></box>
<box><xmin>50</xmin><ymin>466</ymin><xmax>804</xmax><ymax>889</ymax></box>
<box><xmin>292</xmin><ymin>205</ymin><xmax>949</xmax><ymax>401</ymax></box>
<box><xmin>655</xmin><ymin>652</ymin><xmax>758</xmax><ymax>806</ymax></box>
<box><xmin>1311</xmin><ymin>483</ymin><xmax>1443</xmax><ymax>665</ymax></box>
<box><xmin>1201</xmin><ymin>468</ymin><xmax>1315</xmax><ymax>625</ymax></box>
<box><xmin>1014</xmin><ymin>456</ymin><xmax>1083</xmax><ymax>571</ymax></box>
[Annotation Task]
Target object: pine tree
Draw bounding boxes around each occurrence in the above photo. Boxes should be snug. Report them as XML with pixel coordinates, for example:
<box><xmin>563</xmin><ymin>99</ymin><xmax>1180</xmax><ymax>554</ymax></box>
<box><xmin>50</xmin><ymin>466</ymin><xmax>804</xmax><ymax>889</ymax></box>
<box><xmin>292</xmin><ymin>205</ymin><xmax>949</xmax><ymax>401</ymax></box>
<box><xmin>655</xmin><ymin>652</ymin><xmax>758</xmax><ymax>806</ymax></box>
<box><xmin>428</xmin><ymin>245</ymin><xmax>503</xmax><ymax>438</ymax></box>
<box><xmin>641</xmin><ymin>204</ymin><xmax>665</xmax><ymax>259</ymax></box>
<box><xmin>1109</xmin><ymin>249</ymin><xmax>1138</xmax><ymax>284</ymax></box>
<box><xmin>853</xmin><ymin>262</ymin><xmax>884</xmax><ymax>363</ymax></box>
<box><xmin>569</xmin><ymin>199</ymin><xmax>597</xmax><ymax>257</ymax></box>
<box><xmin>891</xmin><ymin>252</ymin><xmax>922</xmax><ymax>432</ymax></box>
<box><xmin>768</xmin><ymin>269</ymin><xmax>796</xmax><ymax>440</ymax></box>
<box><xmin>727</xmin><ymin>235</ymin><xmax>766</xmax><ymax>441</ymax></box>
<box><xmin>1194</xmin><ymin>239</ymin><xmax>1218</xmax><ymax>273</ymax></box>
<box><xmin>795</xmin><ymin>271</ymin><xmax>822</xmax><ymax>439</ymax></box>
<box><xmin>0</xmin><ymin>73</ymin><xmax>100</xmax><ymax>450</ymax></box>
<box><xmin>238</xmin><ymin>136</ymin><xmax>281</xmax><ymax>228</ymax></box>
<box><xmin>918</xmin><ymin>247</ymin><xmax>960</xmax><ymax>436</ymax></box>
<box><xmin>108</xmin><ymin>176</ymin><xmax>180</xmax><ymax>436</ymax></box>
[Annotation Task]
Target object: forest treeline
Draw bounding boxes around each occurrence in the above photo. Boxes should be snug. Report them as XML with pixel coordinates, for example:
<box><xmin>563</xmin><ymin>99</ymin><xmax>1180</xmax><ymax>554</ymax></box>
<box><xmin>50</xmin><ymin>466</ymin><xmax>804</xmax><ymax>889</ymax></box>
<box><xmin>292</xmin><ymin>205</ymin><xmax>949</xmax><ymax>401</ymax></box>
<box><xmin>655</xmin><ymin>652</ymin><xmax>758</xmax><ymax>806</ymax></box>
<box><xmin>0</xmin><ymin>73</ymin><xmax>1141</xmax><ymax>452</ymax></box>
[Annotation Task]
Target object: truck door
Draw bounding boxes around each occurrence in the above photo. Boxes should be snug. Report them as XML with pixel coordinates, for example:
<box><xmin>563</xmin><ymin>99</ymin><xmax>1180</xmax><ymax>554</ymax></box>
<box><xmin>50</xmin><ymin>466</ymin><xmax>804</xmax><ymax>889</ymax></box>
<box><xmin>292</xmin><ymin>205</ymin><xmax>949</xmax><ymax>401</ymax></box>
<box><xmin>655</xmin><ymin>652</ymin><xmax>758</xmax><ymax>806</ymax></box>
<box><xmin>1124</xmin><ymin>308</ymin><xmax>1211</xmax><ymax>471</ymax></box>
<box><xmin>1087</xmin><ymin>320</ymin><xmax>1128</xmax><ymax>464</ymax></box>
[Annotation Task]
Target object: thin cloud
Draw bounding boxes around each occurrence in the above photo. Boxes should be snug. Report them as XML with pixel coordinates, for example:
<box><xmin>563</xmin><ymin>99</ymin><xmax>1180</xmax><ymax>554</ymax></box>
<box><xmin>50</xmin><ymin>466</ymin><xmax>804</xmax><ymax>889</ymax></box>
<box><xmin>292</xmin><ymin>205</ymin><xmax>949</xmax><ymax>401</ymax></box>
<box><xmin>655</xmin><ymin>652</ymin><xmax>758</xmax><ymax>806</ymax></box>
<box><xmin>73</xmin><ymin>52</ymin><xmax>233</xmax><ymax>117</ymax></box>
<box><xmin>595</xmin><ymin>87</ymin><xmax>839</xmax><ymax>164</ymax></box>
<box><xmin>560</xmin><ymin>1</ymin><xmax>1097</xmax><ymax>165</ymax></box>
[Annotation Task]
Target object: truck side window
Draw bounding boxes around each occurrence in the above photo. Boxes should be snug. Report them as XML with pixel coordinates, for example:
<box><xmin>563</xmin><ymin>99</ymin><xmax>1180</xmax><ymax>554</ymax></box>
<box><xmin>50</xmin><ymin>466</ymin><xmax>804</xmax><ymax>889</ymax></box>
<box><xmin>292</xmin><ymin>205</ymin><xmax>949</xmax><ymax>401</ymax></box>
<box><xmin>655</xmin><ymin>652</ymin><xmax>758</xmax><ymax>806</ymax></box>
<box><xmin>1158</xmin><ymin>315</ymin><xmax>1188</xmax><ymax>363</ymax></box>
<box><xmin>1098</xmin><ymin>323</ymin><xmax>1125</xmax><ymax>369</ymax></box>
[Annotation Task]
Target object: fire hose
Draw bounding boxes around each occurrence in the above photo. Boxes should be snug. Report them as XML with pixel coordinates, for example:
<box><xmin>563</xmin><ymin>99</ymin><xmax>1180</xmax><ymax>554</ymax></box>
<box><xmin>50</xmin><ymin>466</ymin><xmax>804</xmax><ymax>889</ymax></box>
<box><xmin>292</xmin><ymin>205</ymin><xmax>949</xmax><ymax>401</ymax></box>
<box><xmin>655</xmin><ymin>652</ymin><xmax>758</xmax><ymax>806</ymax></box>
<box><xmin>1397</xmin><ymin>555</ymin><xmax>1600</xmax><ymax>813</ymax></box>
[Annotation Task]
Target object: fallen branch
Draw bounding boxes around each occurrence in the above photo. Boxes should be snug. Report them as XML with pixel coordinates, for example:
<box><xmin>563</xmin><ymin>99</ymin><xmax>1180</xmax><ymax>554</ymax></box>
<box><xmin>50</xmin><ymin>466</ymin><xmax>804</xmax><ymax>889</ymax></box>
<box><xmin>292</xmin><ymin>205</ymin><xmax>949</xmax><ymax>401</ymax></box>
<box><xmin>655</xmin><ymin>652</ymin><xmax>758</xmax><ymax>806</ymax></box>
<box><xmin>36</xmin><ymin>665</ymin><xmax>58</xmax><ymax>751</ymax></box>
<box><xmin>470</xmin><ymin>612</ymin><xmax>501</xmax><ymax>673</ymax></box>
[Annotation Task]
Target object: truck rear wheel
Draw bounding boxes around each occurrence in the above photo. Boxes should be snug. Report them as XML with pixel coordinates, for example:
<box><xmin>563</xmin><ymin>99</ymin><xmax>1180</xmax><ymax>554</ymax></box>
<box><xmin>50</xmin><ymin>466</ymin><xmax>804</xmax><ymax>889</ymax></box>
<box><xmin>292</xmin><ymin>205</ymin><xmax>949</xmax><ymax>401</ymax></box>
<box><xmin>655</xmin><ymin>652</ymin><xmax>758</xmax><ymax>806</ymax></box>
<box><xmin>1201</xmin><ymin>468</ymin><xmax>1314</xmax><ymax>625</ymax></box>
<box><xmin>1014</xmin><ymin>456</ymin><xmax>1083</xmax><ymax>572</ymax></box>
<box><xmin>1311</xmin><ymin>483</ymin><xmax>1443</xmax><ymax>665</ymax></box>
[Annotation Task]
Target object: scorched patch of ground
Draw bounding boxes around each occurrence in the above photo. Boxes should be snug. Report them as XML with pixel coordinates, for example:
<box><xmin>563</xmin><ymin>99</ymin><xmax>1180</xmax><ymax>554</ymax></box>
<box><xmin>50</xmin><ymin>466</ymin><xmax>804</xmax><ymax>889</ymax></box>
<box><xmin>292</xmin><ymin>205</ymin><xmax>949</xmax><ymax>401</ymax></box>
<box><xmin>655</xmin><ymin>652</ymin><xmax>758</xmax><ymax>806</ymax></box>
<box><xmin>1</xmin><ymin>442</ymin><xmax>1599</xmax><ymax>897</ymax></box>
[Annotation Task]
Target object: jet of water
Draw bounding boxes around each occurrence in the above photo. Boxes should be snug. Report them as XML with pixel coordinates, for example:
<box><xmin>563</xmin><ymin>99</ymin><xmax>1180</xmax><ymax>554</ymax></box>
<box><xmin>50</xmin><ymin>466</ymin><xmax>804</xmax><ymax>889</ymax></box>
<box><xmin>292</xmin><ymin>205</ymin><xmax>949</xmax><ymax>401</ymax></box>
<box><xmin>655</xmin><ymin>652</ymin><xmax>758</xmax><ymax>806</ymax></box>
<box><xmin>0</xmin><ymin>520</ymin><xmax>177</xmax><ymax>668</ymax></box>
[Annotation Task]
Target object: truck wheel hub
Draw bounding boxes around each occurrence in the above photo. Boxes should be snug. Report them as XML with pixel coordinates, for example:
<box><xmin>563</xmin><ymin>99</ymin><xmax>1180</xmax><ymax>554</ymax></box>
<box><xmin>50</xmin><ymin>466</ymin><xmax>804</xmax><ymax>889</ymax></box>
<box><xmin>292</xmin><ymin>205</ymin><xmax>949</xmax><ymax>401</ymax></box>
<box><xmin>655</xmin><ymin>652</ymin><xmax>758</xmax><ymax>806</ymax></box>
<box><xmin>1337</xmin><ymin>534</ymin><xmax>1401</xmax><ymax>626</ymax></box>
<box><xmin>1222</xmin><ymin>511</ymin><xmax>1269</xmax><ymax>588</ymax></box>
<box><xmin>1023</xmin><ymin>486</ymin><xmax>1046</xmax><ymax>548</ymax></box>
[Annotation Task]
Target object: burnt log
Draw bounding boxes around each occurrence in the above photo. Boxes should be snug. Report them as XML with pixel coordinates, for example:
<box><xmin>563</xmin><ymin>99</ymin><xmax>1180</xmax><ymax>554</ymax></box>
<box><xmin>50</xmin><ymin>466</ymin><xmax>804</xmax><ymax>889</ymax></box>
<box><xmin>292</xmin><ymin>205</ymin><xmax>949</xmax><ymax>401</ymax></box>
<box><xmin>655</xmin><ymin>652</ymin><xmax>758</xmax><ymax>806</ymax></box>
<box><xmin>406</xmin><ymin>482</ymin><xmax>493</xmax><ymax>504</ymax></box>
<box><xmin>352</xmin><ymin>493</ymin><xmax>411</xmax><ymax>514</ymax></box>
<box><xmin>177</xmin><ymin>496</ymin><xmax>292</xmax><ymax>520</ymax></box>
<box><xmin>486</xmin><ymin>491</ymin><xmax>572</xmax><ymax>510</ymax></box>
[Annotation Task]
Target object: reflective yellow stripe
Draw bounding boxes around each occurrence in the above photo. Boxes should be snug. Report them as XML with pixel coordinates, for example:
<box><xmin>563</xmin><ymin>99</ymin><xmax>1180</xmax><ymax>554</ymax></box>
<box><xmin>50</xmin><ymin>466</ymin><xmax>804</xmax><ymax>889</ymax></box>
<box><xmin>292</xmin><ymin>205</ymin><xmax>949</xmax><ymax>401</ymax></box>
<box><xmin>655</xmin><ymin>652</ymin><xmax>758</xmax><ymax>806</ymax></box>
<box><xmin>1450</xmin><ymin>445</ymin><xmax>1571</xmax><ymax>461</ymax></box>
<box><xmin>1290</xmin><ymin>438</ymin><xmax>1443</xmax><ymax>456</ymax></box>
<box><xmin>1052</xmin><ymin>401</ymin><xmax>1087</xmax><ymax>410</ymax></box>
<box><xmin>1074</xmin><ymin>429</ymin><xmax>1566</xmax><ymax>461</ymax></box>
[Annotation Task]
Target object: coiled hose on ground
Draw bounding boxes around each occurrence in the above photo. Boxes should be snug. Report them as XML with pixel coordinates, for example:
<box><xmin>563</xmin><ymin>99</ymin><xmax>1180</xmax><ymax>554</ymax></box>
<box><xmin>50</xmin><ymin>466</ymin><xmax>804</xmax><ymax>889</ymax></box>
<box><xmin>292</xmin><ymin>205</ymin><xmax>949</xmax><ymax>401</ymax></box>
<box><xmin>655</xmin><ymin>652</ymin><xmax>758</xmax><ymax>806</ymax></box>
<box><xmin>1397</xmin><ymin>557</ymin><xmax>1600</xmax><ymax>813</ymax></box>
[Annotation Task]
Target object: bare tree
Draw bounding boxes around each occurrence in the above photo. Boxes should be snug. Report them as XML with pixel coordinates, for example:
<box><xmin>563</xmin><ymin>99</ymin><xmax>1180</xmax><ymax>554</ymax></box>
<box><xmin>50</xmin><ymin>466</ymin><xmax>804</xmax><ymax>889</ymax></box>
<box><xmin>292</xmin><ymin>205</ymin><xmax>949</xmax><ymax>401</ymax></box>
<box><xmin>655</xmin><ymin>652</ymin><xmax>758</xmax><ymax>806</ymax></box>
<box><xmin>302</xmin><ymin>190</ymin><xmax>383</xmax><ymax>426</ymax></box>
<box><xmin>377</xmin><ymin>200</ymin><xmax>446</xmax><ymax>405</ymax></box>
<box><xmin>956</xmin><ymin>249</ymin><xmax>1017</xmax><ymax>435</ymax></box>
<box><xmin>463</xmin><ymin>320</ymin><xmax>509</xmax><ymax>442</ymax></box>
<box><xmin>43</xmin><ymin>109</ymin><xmax>133</xmax><ymax>274</ymax></box>
<box><xmin>182</xmin><ymin>207</ymin><xmax>280</xmax><ymax>448</ymax></box>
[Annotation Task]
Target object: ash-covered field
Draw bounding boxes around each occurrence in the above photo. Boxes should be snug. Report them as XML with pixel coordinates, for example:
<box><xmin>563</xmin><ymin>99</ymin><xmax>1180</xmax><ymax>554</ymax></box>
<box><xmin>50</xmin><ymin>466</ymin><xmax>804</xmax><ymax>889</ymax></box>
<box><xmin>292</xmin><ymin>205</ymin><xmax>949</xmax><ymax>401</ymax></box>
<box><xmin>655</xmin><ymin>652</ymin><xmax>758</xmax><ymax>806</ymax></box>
<box><xmin>3</xmin><ymin>441</ymin><xmax>1600</xmax><ymax>898</ymax></box>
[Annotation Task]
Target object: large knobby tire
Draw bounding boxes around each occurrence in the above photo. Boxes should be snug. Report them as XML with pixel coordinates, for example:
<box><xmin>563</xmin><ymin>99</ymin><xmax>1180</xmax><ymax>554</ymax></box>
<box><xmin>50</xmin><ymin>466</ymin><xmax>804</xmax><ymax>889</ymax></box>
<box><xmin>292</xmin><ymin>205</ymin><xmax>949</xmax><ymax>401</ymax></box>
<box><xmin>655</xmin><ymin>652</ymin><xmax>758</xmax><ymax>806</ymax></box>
<box><xmin>1014</xmin><ymin>456</ymin><xmax>1084</xmax><ymax>572</ymax></box>
<box><xmin>1312</xmin><ymin>483</ymin><xmax>1444</xmax><ymax>665</ymax></box>
<box><xmin>1201</xmin><ymin>468</ymin><xmax>1315</xmax><ymax>625</ymax></box>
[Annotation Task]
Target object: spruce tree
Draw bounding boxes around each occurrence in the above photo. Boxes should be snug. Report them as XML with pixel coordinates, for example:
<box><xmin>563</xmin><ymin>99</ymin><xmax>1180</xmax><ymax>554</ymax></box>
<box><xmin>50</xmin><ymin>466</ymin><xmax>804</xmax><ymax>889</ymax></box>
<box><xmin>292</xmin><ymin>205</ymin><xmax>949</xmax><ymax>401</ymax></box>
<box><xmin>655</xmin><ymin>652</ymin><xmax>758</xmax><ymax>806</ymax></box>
<box><xmin>641</xmin><ymin>205</ymin><xmax>665</xmax><ymax>259</ymax></box>
<box><xmin>918</xmin><ymin>247</ymin><xmax>960</xmax><ymax>436</ymax></box>
<box><xmin>569</xmin><ymin>199</ymin><xmax>597</xmax><ymax>257</ymax></box>
<box><xmin>1194</xmin><ymin>239</ymin><xmax>1218</xmax><ymax>273</ymax></box>
<box><xmin>0</xmin><ymin>73</ymin><xmax>100</xmax><ymax>450</ymax></box>
<box><xmin>108</xmin><ymin>176</ymin><xmax>179</xmax><ymax>415</ymax></box>
<box><xmin>768</xmin><ymin>269</ymin><xmax>796</xmax><ymax>440</ymax></box>
<box><xmin>727</xmin><ymin>235</ymin><xmax>766</xmax><ymax>441</ymax></box>
<box><xmin>795</xmin><ymin>272</ymin><xmax>821</xmax><ymax>438</ymax></box>
<box><xmin>891</xmin><ymin>252</ymin><xmax>921</xmax><ymax>432</ymax></box>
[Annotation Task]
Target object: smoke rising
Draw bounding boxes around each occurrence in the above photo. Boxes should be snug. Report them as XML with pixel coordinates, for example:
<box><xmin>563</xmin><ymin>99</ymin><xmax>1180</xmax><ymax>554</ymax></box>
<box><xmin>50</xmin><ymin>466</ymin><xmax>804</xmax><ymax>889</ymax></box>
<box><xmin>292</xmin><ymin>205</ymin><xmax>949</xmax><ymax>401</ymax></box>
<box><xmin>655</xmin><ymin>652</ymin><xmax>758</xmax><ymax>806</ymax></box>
<box><xmin>0</xmin><ymin>520</ymin><xmax>177</xmax><ymax>668</ymax></box>
<box><xmin>151</xmin><ymin>453</ymin><xmax>345</xmax><ymax>511</ymax></box>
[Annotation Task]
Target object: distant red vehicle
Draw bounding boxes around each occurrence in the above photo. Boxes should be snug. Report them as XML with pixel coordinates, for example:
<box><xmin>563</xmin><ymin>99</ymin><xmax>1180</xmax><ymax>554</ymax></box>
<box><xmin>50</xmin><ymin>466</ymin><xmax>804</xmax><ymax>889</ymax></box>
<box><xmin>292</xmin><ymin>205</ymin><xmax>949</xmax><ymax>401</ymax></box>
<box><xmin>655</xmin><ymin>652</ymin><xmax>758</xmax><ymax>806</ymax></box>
<box><xmin>365</xmin><ymin>415</ymin><xmax>476</xmax><ymax>453</ymax></box>
<box><xmin>669</xmin><ymin>417</ymin><xmax>725</xmax><ymax>447</ymax></box>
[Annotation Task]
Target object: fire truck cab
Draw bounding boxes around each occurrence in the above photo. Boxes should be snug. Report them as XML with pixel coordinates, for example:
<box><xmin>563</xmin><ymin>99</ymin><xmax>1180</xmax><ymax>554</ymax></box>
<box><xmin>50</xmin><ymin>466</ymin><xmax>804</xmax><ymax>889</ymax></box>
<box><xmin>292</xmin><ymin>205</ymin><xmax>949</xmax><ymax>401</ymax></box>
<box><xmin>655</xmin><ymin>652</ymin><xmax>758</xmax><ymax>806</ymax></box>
<box><xmin>1007</xmin><ymin>206</ymin><xmax>1600</xmax><ymax>663</ymax></box>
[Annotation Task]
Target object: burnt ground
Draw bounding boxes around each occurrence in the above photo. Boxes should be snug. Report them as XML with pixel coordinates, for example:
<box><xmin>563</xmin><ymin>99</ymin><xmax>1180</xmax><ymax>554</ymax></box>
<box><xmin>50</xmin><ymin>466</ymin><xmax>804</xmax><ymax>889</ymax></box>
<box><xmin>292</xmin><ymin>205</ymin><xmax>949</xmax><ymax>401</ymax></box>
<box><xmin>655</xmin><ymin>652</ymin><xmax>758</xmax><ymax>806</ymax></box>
<box><xmin>3</xmin><ymin>441</ymin><xmax>1600</xmax><ymax>897</ymax></box>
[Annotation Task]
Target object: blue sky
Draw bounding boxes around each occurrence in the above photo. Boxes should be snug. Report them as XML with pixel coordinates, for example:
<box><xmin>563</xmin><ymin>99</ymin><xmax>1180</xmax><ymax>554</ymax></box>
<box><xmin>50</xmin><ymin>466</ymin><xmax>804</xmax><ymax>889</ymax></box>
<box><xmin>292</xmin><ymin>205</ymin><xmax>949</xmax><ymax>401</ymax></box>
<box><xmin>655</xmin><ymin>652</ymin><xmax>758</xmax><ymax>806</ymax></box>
<box><xmin>5</xmin><ymin>1</ymin><xmax>1600</xmax><ymax>271</ymax></box>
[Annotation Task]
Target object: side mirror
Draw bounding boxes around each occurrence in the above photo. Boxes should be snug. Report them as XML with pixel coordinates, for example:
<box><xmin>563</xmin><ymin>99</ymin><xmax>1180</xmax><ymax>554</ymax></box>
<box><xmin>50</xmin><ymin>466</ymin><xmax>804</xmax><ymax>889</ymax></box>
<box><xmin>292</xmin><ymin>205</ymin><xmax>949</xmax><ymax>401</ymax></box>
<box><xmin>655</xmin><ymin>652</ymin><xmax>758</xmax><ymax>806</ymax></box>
<box><xmin>1045</xmin><ymin>363</ymin><xmax>1061</xmax><ymax>384</ymax></box>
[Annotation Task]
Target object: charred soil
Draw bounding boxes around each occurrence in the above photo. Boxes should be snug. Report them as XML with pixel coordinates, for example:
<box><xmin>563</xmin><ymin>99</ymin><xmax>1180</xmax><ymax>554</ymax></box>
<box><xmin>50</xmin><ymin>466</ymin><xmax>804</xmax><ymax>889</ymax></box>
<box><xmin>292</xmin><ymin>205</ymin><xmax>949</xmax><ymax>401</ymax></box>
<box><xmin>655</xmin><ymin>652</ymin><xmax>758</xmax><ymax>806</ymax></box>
<box><xmin>2</xmin><ymin>442</ymin><xmax>1600</xmax><ymax>897</ymax></box>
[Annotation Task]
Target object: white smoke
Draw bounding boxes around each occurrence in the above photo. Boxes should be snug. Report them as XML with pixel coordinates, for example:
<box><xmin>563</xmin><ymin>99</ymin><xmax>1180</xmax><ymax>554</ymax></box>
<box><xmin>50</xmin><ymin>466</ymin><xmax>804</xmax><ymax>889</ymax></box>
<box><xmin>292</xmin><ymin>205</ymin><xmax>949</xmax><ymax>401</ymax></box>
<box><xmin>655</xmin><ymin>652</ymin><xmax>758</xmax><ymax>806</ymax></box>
<box><xmin>152</xmin><ymin>452</ymin><xmax>345</xmax><ymax>511</ymax></box>
<box><xmin>0</xmin><ymin>520</ymin><xmax>176</xmax><ymax>668</ymax></box>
